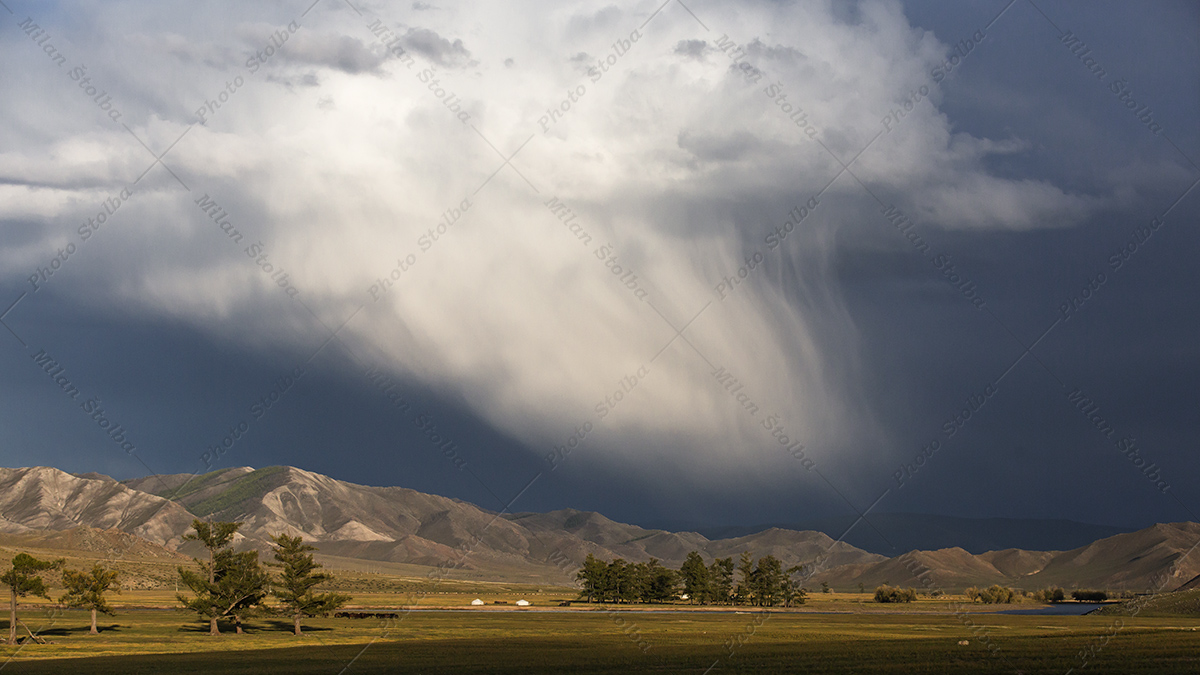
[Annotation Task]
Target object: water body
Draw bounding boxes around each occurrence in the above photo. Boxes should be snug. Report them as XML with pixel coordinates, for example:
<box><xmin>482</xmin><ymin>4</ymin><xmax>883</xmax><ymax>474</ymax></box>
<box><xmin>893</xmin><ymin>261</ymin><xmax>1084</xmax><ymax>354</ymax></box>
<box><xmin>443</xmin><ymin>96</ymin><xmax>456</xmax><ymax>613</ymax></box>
<box><xmin>998</xmin><ymin>603</ymin><xmax>1112</xmax><ymax>616</ymax></box>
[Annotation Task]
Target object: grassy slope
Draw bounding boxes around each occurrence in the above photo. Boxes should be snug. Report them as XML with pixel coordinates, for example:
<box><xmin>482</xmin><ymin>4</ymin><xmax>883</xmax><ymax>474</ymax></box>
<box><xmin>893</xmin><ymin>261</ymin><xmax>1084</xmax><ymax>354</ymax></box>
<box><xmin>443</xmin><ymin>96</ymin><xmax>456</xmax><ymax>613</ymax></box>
<box><xmin>185</xmin><ymin>466</ymin><xmax>289</xmax><ymax>517</ymax></box>
<box><xmin>1098</xmin><ymin>588</ymin><xmax>1200</xmax><ymax>618</ymax></box>
<box><xmin>2</xmin><ymin>610</ymin><xmax>1200</xmax><ymax>674</ymax></box>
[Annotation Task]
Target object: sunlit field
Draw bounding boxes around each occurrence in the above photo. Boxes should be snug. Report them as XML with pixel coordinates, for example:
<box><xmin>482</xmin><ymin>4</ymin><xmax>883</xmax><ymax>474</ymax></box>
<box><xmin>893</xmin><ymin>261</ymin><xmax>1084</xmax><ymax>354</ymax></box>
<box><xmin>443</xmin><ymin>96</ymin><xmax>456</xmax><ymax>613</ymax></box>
<box><xmin>4</xmin><ymin>594</ymin><xmax>1200</xmax><ymax>674</ymax></box>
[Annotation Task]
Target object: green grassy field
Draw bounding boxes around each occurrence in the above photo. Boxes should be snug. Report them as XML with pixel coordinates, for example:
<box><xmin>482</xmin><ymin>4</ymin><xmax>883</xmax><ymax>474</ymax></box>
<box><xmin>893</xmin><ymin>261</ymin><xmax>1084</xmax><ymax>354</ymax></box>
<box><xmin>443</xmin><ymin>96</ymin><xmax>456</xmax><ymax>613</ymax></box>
<box><xmin>1097</xmin><ymin>587</ymin><xmax>1200</xmax><ymax>618</ymax></box>
<box><xmin>3</xmin><ymin>607</ymin><xmax>1200</xmax><ymax>674</ymax></box>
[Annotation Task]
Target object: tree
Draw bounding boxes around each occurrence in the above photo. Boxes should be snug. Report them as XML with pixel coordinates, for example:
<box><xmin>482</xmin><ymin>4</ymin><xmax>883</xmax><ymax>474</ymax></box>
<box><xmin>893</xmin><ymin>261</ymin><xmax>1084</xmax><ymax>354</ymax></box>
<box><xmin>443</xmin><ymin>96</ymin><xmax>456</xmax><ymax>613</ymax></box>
<box><xmin>642</xmin><ymin>559</ymin><xmax>678</xmax><ymax>603</ymax></box>
<box><xmin>178</xmin><ymin>548</ymin><xmax>270</xmax><ymax>636</ymax></box>
<box><xmin>271</xmin><ymin>533</ymin><xmax>350</xmax><ymax>635</ymax></box>
<box><xmin>183</xmin><ymin>519</ymin><xmax>242</xmax><ymax>586</ymax></box>
<box><xmin>2</xmin><ymin>553</ymin><xmax>64</xmax><ymax>645</ymax></box>
<box><xmin>1071</xmin><ymin>589</ymin><xmax>1107</xmax><ymax>603</ymax></box>
<box><xmin>576</xmin><ymin>554</ymin><xmax>607</xmax><ymax>603</ymax></box>
<box><xmin>736</xmin><ymin>551</ymin><xmax>756</xmax><ymax>605</ymax></box>
<box><xmin>221</xmin><ymin>550</ymin><xmax>271</xmax><ymax>634</ymax></box>
<box><xmin>874</xmin><ymin>585</ymin><xmax>916</xmax><ymax>603</ymax></box>
<box><xmin>618</xmin><ymin>559</ymin><xmax>645</xmax><ymax>604</ymax></box>
<box><xmin>177</xmin><ymin>519</ymin><xmax>250</xmax><ymax>635</ymax></box>
<box><xmin>753</xmin><ymin>555</ymin><xmax>785</xmax><ymax>606</ymax></box>
<box><xmin>782</xmin><ymin>567</ymin><xmax>808</xmax><ymax>607</ymax></box>
<box><xmin>679</xmin><ymin>552</ymin><xmax>709</xmax><ymax>604</ymax></box>
<box><xmin>604</xmin><ymin>558</ymin><xmax>630</xmax><ymax>603</ymax></box>
<box><xmin>965</xmin><ymin>585</ymin><xmax>1016</xmax><ymax>604</ymax></box>
<box><xmin>820</xmin><ymin>581</ymin><xmax>831</xmax><ymax>594</ymax></box>
<box><xmin>708</xmin><ymin>557</ymin><xmax>734</xmax><ymax>605</ymax></box>
<box><xmin>1039</xmin><ymin>587</ymin><xmax>1066</xmax><ymax>603</ymax></box>
<box><xmin>60</xmin><ymin>565</ymin><xmax>120</xmax><ymax>634</ymax></box>
<box><xmin>979</xmin><ymin>585</ymin><xmax>1016</xmax><ymax>604</ymax></box>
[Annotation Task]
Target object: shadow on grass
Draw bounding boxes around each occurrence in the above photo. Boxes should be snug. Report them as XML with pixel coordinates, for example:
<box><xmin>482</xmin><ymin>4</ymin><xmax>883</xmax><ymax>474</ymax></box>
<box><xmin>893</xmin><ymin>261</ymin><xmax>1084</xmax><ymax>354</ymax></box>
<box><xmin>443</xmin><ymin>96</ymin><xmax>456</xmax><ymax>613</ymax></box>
<box><xmin>38</xmin><ymin>625</ymin><xmax>123</xmax><ymax>636</ymax></box>
<box><xmin>174</xmin><ymin>620</ymin><xmax>333</xmax><ymax>635</ymax></box>
<box><xmin>261</xmin><ymin>619</ymin><xmax>334</xmax><ymax>634</ymax></box>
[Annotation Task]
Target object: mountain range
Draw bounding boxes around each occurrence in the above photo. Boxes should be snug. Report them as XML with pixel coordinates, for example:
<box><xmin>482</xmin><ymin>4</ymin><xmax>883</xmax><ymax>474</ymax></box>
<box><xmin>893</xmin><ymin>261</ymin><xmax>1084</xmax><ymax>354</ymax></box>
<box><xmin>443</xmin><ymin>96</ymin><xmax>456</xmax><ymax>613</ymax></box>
<box><xmin>677</xmin><ymin>514</ymin><xmax>1134</xmax><ymax>556</ymax></box>
<box><xmin>1</xmin><ymin>465</ymin><xmax>1197</xmax><ymax>592</ymax></box>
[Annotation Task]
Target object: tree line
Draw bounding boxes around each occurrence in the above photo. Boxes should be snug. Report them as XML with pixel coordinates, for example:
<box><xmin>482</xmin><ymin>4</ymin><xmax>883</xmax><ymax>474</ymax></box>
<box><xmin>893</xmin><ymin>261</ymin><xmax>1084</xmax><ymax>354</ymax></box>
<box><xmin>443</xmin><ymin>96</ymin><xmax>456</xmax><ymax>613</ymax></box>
<box><xmin>575</xmin><ymin>551</ymin><xmax>809</xmax><ymax>607</ymax></box>
<box><xmin>1</xmin><ymin>519</ymin><xmax>349</xmax><ymax>643</ymax></box>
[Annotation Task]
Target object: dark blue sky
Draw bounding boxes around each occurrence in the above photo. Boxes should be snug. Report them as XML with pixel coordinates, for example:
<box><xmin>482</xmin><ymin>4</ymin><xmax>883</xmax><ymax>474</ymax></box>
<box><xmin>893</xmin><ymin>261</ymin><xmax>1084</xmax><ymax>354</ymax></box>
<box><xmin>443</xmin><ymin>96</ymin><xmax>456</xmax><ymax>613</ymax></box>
<box><xmin>1</xmin><ymin>0</ymin><xmax>1196</xmax><ymax>533</ymax></box>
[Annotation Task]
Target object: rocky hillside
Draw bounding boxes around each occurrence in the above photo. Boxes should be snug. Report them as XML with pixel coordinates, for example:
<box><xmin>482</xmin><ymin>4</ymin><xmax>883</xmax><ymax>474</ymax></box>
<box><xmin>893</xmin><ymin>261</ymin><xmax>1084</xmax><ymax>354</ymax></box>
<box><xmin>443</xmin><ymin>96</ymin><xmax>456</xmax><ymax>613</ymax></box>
<box><xmin>811</xmin><ymin>522</ymin><xmax>1200</xmax><ymax>592</ymax></box>
<box><xmin>0</xmin><ymin>467</ymin><xmax>197</xmax><ymax>548</ymax></box>
<box><xmin>5</xmin><ymin>465</ymin><xmax>1197</xmax><ymax>591</ymax></box>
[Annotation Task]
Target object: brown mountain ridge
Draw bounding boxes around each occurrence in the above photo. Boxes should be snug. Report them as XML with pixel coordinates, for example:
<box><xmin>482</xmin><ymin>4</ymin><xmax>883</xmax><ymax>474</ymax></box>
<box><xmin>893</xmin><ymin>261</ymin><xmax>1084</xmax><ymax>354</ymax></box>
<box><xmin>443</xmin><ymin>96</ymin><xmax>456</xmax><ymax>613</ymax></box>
<box><xmin>1</xmin><ymin>465</ymin><xmax>1197</xmax><ymax>592</ymax></box>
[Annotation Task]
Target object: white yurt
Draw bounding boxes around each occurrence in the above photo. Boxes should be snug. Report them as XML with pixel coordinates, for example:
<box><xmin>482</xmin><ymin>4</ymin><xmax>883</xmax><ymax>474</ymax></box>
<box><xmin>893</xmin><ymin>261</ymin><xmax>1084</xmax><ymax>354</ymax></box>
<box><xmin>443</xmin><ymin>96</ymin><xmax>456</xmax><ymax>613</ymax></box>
<box><xmin>515</xmin><ymin>599</ymin><xmax>530</xmax><ymax>606</ymax></box>
<box><xmin>470</xmin><ymin>598</ymin><xmax>485</xmax><ymax>606</ymax></box>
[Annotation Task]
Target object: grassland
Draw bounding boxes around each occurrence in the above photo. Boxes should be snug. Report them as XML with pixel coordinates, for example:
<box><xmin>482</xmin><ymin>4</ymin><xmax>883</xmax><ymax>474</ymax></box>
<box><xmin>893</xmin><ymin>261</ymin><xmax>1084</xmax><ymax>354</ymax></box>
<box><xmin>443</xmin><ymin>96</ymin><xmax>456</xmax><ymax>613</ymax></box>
<box><xmin>1097</xmin><ymin>587</ymin><xmax>1200</xmax><ymax>618</ymax></box>
<box><xmin>5</xmin><ymin>536</ymin><xmax>1197</xmax><ymax>673</ymax></box>
<box><xmin>3</xmin><ymin>595</ymin><xmax>1200</xmax><ymax>673</ymax></box>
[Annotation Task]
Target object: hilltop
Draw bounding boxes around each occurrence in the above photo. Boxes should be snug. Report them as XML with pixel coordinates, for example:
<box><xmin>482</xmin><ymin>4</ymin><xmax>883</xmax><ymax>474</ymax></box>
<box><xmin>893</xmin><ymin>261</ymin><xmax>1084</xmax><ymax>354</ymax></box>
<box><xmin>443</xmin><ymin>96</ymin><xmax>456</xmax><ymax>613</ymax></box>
<box><xmin>2</xmin><ymin>465</ymin><xmax>1197</xmax><ymax>593</ymax></box>
<box><xmin>2</xmin><ymin>466</ymin><xmax>884</xmax><ymax>584</ymax></box>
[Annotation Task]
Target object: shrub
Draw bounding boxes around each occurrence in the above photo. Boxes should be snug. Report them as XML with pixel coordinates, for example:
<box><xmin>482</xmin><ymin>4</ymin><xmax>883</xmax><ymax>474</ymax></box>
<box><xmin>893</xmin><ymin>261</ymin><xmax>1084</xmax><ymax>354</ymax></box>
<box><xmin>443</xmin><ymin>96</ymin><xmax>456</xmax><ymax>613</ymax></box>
<box><xmin>1039</xmin><ymin>587</ymin><xmax>1066</xmax><ymax>603</ymax></box>
<box><xmin>980</xmin><ymin>585</ymin><xmax>1016</xmax><ymax>604</ymax></box>
<box><xmin>965</xmin><ymin>585</ymin><xmax>1016</xmax><ymax>604</ymax></box>
<box><xmin>874</xmin><ymin>585</ymin><xmax>917</xmax><ymax>603</ymax></box>
<box><xmin>1072</xmin><ymin>589</ymin><xmax>1108</xmax><ymax>602</ymax></box>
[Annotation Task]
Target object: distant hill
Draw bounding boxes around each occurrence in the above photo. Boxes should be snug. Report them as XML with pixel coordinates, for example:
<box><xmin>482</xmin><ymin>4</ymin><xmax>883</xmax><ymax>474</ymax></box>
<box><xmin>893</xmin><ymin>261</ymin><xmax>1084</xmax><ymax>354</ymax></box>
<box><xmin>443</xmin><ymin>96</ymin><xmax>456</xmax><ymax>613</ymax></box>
<box><xmin>684</xmin><ymin>513</ymin><xmax>1134</xmax><ymax>556</ymax></box>
<box><xmin>1020</xmin><ymin>522</ymin><xmax>1200</xmax><ymax>591</ymax></box>
<box><xmin>0</xmin><ymin>525</ymin><xmax>191</xmax><ymax>590</ymax></box>
<box><xmin>0</xmin><ymin>466</ymin><xmax>885</xmax><ymax>584</ymax></box>
<box><xmin>810</xmin><ymin>522</ymin><xmax>1200</xmax><ymax>593</ymax></box>
<box><xmin>0</xmin><ymin>466</ymin><xmax>198</xmax><ymax>548</ymax></box>
<box><xmin>3</xmin><ymin>465</ymin><xmax>1197</xmax><ymax>593</ymax></box>
<box><xmin>0</xmin><ymin>526</ymin><xmax>187</xmax><ymax>561</ymax></box>
<box><xmin>810</xmin><ymin>547</ymin><xmax>1013</xmax><ymax>591</ymax></box>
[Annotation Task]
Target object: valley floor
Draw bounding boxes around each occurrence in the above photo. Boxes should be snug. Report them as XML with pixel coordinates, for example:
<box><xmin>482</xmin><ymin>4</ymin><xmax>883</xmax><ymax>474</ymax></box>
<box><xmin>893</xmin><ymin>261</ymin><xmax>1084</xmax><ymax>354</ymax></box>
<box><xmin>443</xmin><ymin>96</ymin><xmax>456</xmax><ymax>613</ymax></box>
<box><xmin>2</xmin><ymin>609</ymin><xmax>1199</xmax><ymax>674</ymax></box>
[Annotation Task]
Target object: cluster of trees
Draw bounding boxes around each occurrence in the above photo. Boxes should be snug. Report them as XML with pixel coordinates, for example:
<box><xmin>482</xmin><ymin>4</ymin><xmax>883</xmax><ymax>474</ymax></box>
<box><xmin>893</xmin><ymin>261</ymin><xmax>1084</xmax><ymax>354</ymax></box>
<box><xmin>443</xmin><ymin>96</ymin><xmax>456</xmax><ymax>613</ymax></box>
<box><xmin>963</xmin><ymin>586</ymin><xmax>1109</xmax><ymax>604</ymax></box>
<box><xmin>2</xmin><ymin>554</ymin><xmax>121</xmax><ymax>644</ymax></box>
<box><xmin>873</xmin><ymin>585</ymin><xmax>917</xmax><ymax>603</ymax></box>
<box><xmin>575</xmin><ymin>556</ymin><xmax>678</xmax><ymax>604</ymax></box>
<box><xmin>1071</xmin><ymin>589</ymin><xmax>1108</xmax><ymax>602</ymax></box>
<box><xmin>1</xmin><ymin>519</ymin><xmax>349</xmax><ymax>643</ymax></box>
<box><xmin>965</xmin><ymin>585</ymin><xmax>1017</xmax><ymax>604</ymax></box>
<box><xmin>964</xmin><ymin>586</ymin><xmax>1108</xmax><ymax>604</ymax></box>
<box><xmin>177</xmin><ymin>520</ymin><xmax>350</xmax><ymax>635</ymax></box>
<box><xmin>576</xmin><ymin>551</ymin><xmax>808</xmax><ymax>607</ymax></box>
<box><xmin>1038</xmin><ymin>587</ymin><xmax>1066</xmax><ymax>603</ymax></box>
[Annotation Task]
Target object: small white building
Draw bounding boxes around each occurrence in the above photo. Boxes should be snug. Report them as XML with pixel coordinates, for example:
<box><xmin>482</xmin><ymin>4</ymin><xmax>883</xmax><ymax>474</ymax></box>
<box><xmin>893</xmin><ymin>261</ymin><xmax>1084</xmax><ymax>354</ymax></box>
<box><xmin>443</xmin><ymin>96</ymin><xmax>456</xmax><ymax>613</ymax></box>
<box><xmin>515</xmin><ymin>599</ymin><xmax>530</xmax><ymax>606</ymax></box>
<box><xmin>470</xmin><ymin>598</ymin><xmax>485</xmax><ymax>606</ymax></box>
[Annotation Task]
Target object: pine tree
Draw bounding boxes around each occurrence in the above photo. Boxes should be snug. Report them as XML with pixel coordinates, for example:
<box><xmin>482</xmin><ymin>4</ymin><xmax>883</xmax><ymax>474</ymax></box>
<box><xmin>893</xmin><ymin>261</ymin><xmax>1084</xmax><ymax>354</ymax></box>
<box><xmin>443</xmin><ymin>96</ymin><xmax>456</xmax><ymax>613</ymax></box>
<box><xmin>736</xmin><ymin>551</ymin><xmax>756</xmax><ymax>605</ymax></box>
<box><xmin>753</xmin><ymin>555</ymin><xmax>784</xmax><ymax>606</ymax></box>
<box><xmin>679</xmin><ymin>551</ymin><xmax>709</xmax><ymax>604</ymax></box>
<box><xmin>642</xmin><ymin>559</ymin><xmax>678</xmax><ymax>603</ymax></box>
<box><xmin>708</xmin><ymin>557</ymin><xmax>734</xmax><ymax>604</ymax></box>
<box><xmin>2</xmin><ymin>553</ymin><xmax>63</xmax><ymax>645</ymax></box>
<box><xmin>270</xmin><ymin>533</ymin><xmax>350</xmax><ymax>635</ymax></box>
<box><xmin>60</xmin><ymin>565</ymin><xmax>120</xmax><ymax>634</ymax></box>
<box><xmin>575</xmin><ymin>554</ymin><xmax>607</xmax><ymax>603</ymax></box>
<box><xmin>220</xmin><ymin>550</ymin><xmax>271</xmax><ymax>634</ymax></box>
<box><xmin>177</xmin><ymin>519</ymin><xmax>247</xmax><ymax>635</ymax></box>
<box><xmin>784</xmin><ymin>565</ymin><xmax>809</xmax><ymax>606</ymax></box>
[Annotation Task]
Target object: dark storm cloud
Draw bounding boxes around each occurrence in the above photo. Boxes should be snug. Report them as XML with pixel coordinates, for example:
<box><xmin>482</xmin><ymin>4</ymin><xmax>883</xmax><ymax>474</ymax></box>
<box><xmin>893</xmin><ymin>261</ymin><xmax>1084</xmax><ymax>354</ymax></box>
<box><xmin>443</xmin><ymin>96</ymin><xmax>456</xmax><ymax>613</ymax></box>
<box><xmin>0</xmin><ymin>0</ymin><xmax>1195</xmax><ymax>536</ymax></box>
